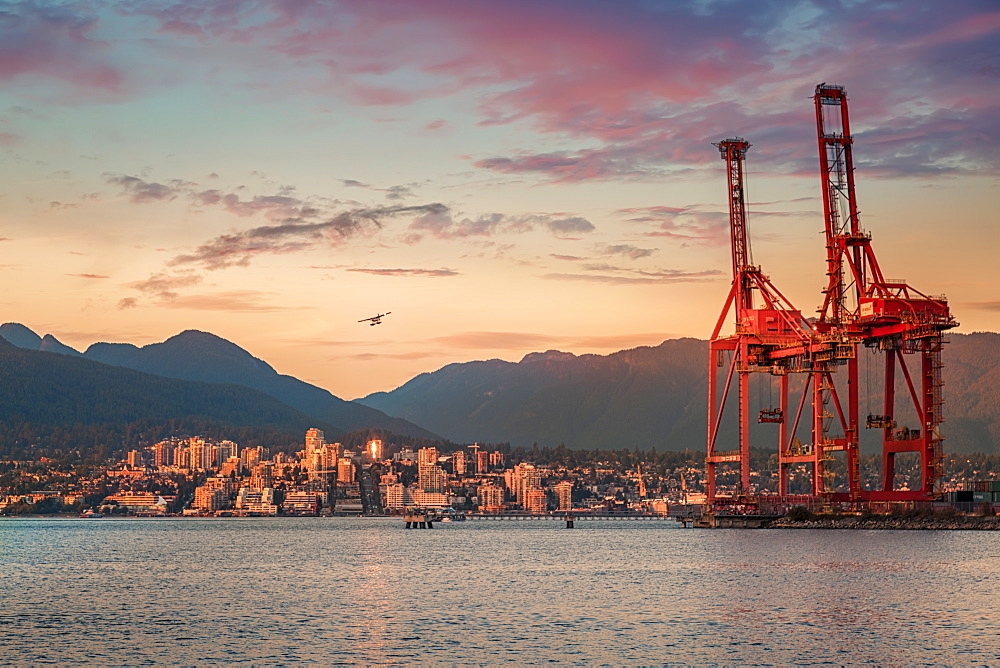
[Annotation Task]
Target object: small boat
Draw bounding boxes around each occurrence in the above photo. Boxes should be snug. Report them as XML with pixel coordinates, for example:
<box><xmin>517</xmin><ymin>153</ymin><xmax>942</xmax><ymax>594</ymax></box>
<box><xmin>79</xmin><ymin>510</ymin><xmax>104</xmax><ymax>518</ymax></box>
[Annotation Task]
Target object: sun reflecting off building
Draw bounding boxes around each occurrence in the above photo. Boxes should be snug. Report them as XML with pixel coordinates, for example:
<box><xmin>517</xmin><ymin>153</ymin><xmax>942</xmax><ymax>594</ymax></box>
<box><xmin>368</xmin><ymin>439</ymin><xmax>383</xmax><ymax>460</ymax></box>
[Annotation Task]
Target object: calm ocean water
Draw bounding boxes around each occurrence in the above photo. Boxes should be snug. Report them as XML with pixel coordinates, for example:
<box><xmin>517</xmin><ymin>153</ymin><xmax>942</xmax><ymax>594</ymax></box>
<box><xmin>2</xmin><ymin>516</ymin><xmax>999</xmax><ymax>665</ymax></box>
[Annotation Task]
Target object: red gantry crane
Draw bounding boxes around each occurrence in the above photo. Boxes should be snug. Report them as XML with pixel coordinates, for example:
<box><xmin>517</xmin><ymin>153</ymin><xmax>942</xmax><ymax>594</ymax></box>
<box><xmin>707</xmin><ymin>85</ymin><xmax>957</xmax><ymax>510</ymax></box>
<box><xmin>706</xmin><ymin>139</ymin><xmax>824</xmax><ymax>504</ymax></box>
<box><xmin>812</xmin><ymin>84</ymin><xmax>957</xmax><ymax>502</ymax></box>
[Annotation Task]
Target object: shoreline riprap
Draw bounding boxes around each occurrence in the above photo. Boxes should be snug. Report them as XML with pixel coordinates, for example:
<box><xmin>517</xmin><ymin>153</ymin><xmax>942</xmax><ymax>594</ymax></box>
<box><xmin>770</xmin><ymin>515</ymin><xmax>1000</xmax><ymax>530</ymax></box>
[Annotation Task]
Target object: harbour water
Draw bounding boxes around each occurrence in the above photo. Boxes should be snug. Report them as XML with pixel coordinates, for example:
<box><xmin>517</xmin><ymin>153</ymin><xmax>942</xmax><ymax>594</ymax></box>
<box><xmin>2</xmin><ymin>517</ymin><xmax>999</xmax><ymax>665</ymax></box>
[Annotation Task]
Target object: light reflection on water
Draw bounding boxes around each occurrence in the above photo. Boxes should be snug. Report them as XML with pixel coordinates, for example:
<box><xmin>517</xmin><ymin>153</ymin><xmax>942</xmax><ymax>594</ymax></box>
<box><xmin>1</xmin><ymin>517</ymin><xmax>999</xmax><ymax>665</ymax></box>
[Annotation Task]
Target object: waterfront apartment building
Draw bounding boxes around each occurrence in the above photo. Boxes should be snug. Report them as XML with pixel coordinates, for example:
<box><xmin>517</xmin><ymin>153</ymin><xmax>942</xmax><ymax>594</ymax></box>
<box><xmin>508</xmin><ymin>463</ymin><xmax>542</xmax><ymax>507</ymax></box>
<box><xmin>525</xmin><ymin>488</ymin><xmax>547</xmax><ymax>513</ymax></box>
<box><xmin>235</xmin><ymin>487</ymin><xmax>278</xmax><ymax>515</ymax></box>
<box><xmin>104</xmin><ymin>493</ymin><xmax>173</xmax><ymax>513</ymax></box>
<box><xmin>555</xmin><ymin>480</ymin><xmax>573</xmax><ymax>511</ymax></box>
<box><xmin>478</xmin><ymin>482</ymin><xmax>505</xmax><ymax>513</ymax></box>
<box><xmin>193</xmin><ymin>486</ymin><xmax>227</xmax><ymax>512</ymax></box>
<box><xmin>283</xmin><ymin>491</ymin><xmax>322</xmax><ymax>515</ymax></box>
<box><xmin>418</xmin><ymin>464</ymin><xmax>446</xmax><ymax>493</ymax></box>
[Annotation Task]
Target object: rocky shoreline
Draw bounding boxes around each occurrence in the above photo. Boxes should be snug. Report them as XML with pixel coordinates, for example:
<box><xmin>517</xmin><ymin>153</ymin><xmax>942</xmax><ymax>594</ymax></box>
<box><xmin>769</xmin><ymin>515</ymin><xmax>1000</xmax><ymax>530</ymax></box>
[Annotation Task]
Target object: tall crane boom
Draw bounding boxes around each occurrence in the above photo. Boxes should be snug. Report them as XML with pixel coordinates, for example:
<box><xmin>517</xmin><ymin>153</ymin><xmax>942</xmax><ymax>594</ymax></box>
<box><xmin>717</xmin><ymin>138</ymin><xmax>754</xmax><ymax>311</ymax></box>
<box><xmin>813</xmin><ymin>84</ymin><xmax>957</xmax><ymax>500</ymax></box>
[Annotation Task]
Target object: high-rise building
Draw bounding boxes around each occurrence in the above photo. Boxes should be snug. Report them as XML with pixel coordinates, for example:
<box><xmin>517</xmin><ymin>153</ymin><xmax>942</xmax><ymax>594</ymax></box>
<box><xmin>418</xmin><ymin>447</ymin><xmax>439</xmax><ymax>466</ymax></box>
<box><xmin>367</xmin><ymin>439</ymin><xmax>383</xmax><ymax>460</ymax></box>
<box><xmin>467</xmin><ymin>443</ymin><xmax>480</xmax><ymax>473</ymax></box>
<box><xmin>188</xmin><ymin>437</ymin><xmax>213</xmax><ymax>470</ymax></box>
<box><xmin>220</xmin><ymin>457</ymin><xmax>241</xmax><ymax>477</ymax></box>
<box><xmin>241</xmin><ymin>446</ymin><xmax>266</xmax><ymax>470</ymax></box>
<box><xmin>216</xmin><ymin>440</ymin><xmax>239</xmax><ymax>465</ymax></box>
<box><xmin>477</xmin><ymin>451</ymin><xmax>490</xmax><ymax>473</ymax></box>
<box><xmin>452</xmin><ymin>451</ymin><xmax>466</xmax><ymax>476</ymax></box>
<box><xmin>337</xmin><ymin>458</ymin><xmax>355</xmax><ymax>484</ymax></box>
<box><xmin>193</xmin><ymin>486</ymin><xmax>228</xmax><ymax>511</ymax></box>
<box><xmin>510</xmin><ymin>463</ymin><xmax>542</xmax><ymax>506</ymax></box>
<box><xmin>525</xmin><ymin>488</ymin><xmax>548</xmax><ymax>513</ymax></box>
<box><xmin>250</xmin><ymin>462</ymin><xmax>274</xmax><ymax>491</ymax></box>
<box><xmin>173</xmin><ymin>444</ymin><xmax>189</xmax><ymax>469</ymax></box>
<box><xmin>305</xmin><ymin>428</ymin><xmax>325</xmax><ymax>458</ymax></box>
<box><xmin>478</xmin><ymin>483</ymin><xmax>505</xmax><ymax>513</ymax></box>
<box><xmin>489</xmin><ymin>451</ymin><xmax>505</xmax><ymax>468</ymax></box>
<box><xmin>127</xmin><ymin>450</ymin><xmax>144</xmax><ymax>468</ymax></box>
<box><xmin>152</xmin><ymin>440</ymin><xmax>175</xmax><ymax>467</ymax></box>
<box><xmin>418</xmin><ymin>464</ymin><xmax>446</xmax><ymax>493</ymax></box>
<box><xmin>555</xmin><ymin>480</ymin><xmax>573</xmax><ymax>511</ymax></box>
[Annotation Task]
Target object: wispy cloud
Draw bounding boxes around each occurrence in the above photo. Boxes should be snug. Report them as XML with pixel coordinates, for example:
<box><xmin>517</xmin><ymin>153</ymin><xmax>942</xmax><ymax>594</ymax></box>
<box><xmin>105</xmin><ymin>173</ymin><xmax>593</xmax><ymax>270</ymax></box>
<box><xmin>66</xmin><ymin>273</ymin><xmax>109</xmax><ymax>279</ymax></box>
<box><xmin>965</xmin><ymin>301</ymin><xmax>1000</xmax><ymax>312</ymax></box>
<box><xmin>159</xmin><ymin>290</ymin><xmax>307</xmax><ymax>312</ymax></box>
<box><xmin>348</xmin><ymin>351</ymin><xmax>438</xmax><ymax>362</ymax></box>
<box><xmin>596</xmin><ymin>243</ymin><xmax>656</xmax><ymax>260</ymax></box>
<box><xmin>171</xmin><ymin>203</ymin><xmax>450</xmax><ymax>270</ymax></box>
<box><xmin>617</xmin><ymin>205</ymin><xmax>729</xmax><ymax>245</ymax></box>
<box><xmin>347</xmin><ymin>267</ymin><xmax>459</xmax><ymax>277</ymax></box>
<box><xmin>406</xmin><ymin>211</ymin><xmax>594</xmax><ymax>241</ymax></box>
<box><xmin>105</xmin><ymin>174</ymin><xmax>182</xmax><ymax>203</ymax></box>
<box><xmin>429</xmin><ymin>331</ymin><xmax>561</xmax><ymax>351</ymax></box>
<box><xmin>545</xmin><ymin>268</ymin><xmax>721</xmax><ymax>285</ymax></box>
<box><xmin>120</xmin><ymin>272</ymin><xmax>203</xmax><ymax>308</ymax></box>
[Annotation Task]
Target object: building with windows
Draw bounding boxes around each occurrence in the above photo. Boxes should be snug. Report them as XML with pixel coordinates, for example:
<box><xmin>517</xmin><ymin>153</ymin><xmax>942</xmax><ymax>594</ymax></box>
<box><xmin>235</xmin><ymin>487</ymin><xmax>278</xmax><ymax>515</ymax></box>
<box><xmin>555</xmin><ymin>480</ymin><xmax>574</xmax><ymax>511</ymax></box>
<box><xmin>418</xmin><ymin>464</ymin><xmax>446</xmax><ymax>493</ymax></box>
<box><xmin>283</xmin><ymin>491</ymin><xmax>322</xmax><ymax>515</ymax></box>
<box><xmin>337</xmin><ymin>458</ymin><xmax>355</xmax><ymax>484</ymax></box>
<box><xmin>478</xmin><ymin>483</ymin><xmax>505</xmax><ymax>513</ymax></box>
<box><xmin>418</xmin><ymin>447</ymin><xmax>439</xmax><ymax>466</ymax></box>
<box><xmin>525</xmin><ymin>488</ymin><xmax>548</xmax><ymax>513</ymax></box>
<box><xmin>192</xmin><ymin>486</ymin><xmax>227</xmax><ymax>512</ymax></box>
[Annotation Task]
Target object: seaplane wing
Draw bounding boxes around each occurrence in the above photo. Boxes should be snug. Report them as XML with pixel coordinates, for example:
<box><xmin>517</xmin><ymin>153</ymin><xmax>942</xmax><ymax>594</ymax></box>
<box><xmin>358</xmin><ymin>312</ymin><xmax>391</xmax><ymax>325</ymax></box>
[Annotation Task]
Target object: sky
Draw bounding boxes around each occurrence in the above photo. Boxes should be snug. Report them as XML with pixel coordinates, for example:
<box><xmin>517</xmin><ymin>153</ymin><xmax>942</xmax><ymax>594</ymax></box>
<box><xmin>1</xmin><ymin>0</ymin><xmax>998</xmax><ymax>399</ymax></box>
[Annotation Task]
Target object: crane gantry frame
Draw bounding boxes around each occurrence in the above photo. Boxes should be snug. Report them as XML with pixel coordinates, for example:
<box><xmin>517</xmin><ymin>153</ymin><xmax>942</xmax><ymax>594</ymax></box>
<box><xmin>706</xmin><ymin>85</ymin><xmax>957</xmax><ymax>509</ymax></box>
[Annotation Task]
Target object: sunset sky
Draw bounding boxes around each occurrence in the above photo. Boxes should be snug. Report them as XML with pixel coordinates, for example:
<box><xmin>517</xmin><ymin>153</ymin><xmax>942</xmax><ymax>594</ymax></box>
<box><xmin>2</xmin><ymin>0</ymin><xmax>998</xmax><ymax>399</ymax></box>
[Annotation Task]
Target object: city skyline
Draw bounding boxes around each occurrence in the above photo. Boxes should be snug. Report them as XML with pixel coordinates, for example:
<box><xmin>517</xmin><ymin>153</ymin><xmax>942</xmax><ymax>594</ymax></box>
<box><xmin>2</xmin><ymin>0</ymin><xmax>998</xmax><ymax>398</ymax></box>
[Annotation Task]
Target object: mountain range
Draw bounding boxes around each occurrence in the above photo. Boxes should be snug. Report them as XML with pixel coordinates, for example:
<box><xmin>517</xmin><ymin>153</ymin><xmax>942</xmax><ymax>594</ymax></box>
<box><xmin>2</xmin><ymin>323</ymin><xmax>998</xmax><ymax>455</ymax></box>
<box><xmin>358</xmin><ymin>332</ymin><xmax>1000</xmax><ymax>455</ymax></box>
<box><xmin>0</xmin><ymin>323</ymin><xmax>436</xmax><ymax>441</ymax></box>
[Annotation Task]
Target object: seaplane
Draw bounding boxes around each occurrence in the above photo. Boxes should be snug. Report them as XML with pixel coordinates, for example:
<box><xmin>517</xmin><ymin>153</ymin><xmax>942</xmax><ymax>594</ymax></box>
<box><xmin>359</xmin><ymin>312</ymin><xmax>391</xmax><ymax>326</ymax></box>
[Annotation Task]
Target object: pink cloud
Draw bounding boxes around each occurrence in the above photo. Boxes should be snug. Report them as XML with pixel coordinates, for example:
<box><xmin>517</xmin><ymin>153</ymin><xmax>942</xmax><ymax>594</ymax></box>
<box><xmin>617</xmin><ymin>206</ymin><xmax>729</xmax><ymax>246</ymax></box>
<box><xmin>347</xmin><ymin>267</ymin><xmax>459</xmax><ymax>278</ymax></box>
<box><xmin>162</xmin><ymin>290</ymin><xmax>307</xmax><ymax>312</ymax></box>
<box><xmin>0</xmin><ymin>132</ymin><xmax>22</xmax><ymax>147</ymax></box>
<box><xmin>118</xmin><ymin>1</ymin><xmax>1000</xmax><ymax>180</ymax></box>
<box><xmin>0</xmin><ymin>5</ymin><xmax>129</xmax><ymax>100</ymax></box>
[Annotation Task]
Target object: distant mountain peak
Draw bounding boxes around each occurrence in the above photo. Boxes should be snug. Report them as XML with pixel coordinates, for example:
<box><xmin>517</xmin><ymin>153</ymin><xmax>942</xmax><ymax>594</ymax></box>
<box><xmin>519</xmin><ymin>350</ymin><xmax>576</xmax><ymax>364</ymax></box>
<box><xmin>0</xmin><ymin>323</ymin><xmax>42</xmax><ymax>350</ymax></box>
<box><xmin>0</xmin><ymin>323</ymin><xmax>81</xmax><ymax>355</ymax></box>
